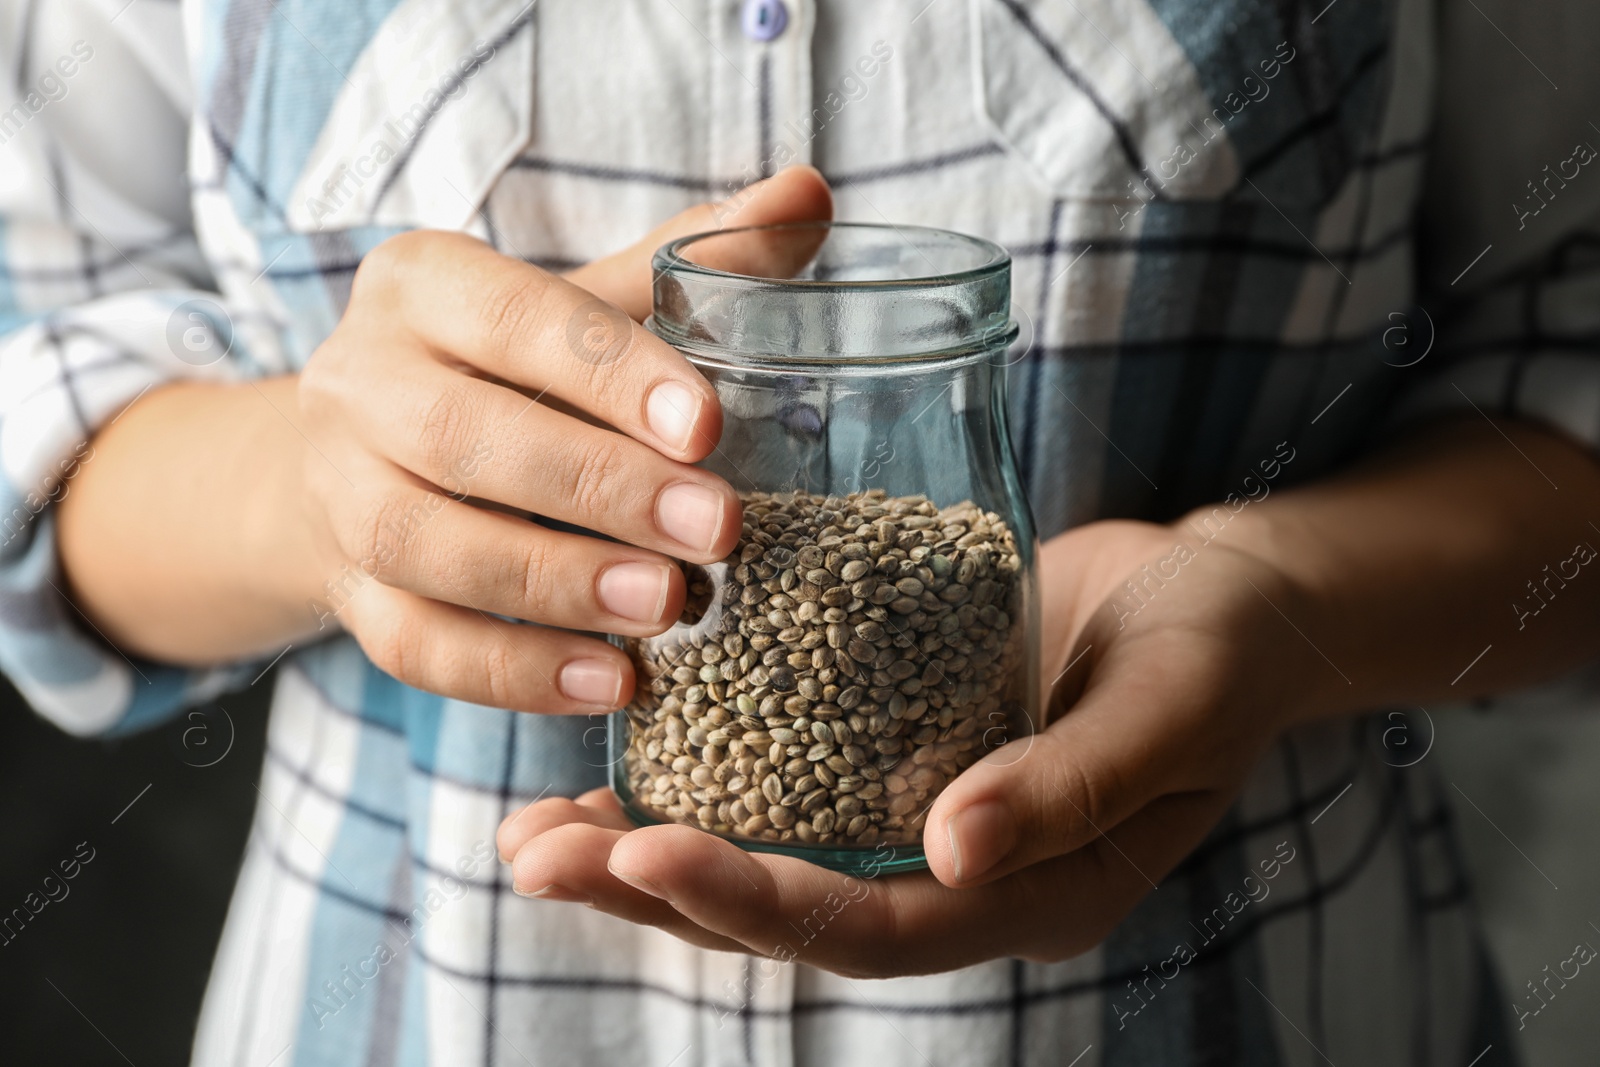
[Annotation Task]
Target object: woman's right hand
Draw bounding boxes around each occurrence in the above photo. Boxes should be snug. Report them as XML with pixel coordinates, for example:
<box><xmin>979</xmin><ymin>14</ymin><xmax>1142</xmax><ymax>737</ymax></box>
<box><xmin>293</xmin><ymin>167</ymin><xmax>833</xmax><ymax>713</ymax></box>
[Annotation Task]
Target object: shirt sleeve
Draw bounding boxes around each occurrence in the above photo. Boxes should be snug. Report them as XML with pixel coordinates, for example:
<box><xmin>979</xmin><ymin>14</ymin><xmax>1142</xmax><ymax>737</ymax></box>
<box><xmin>0</xmin><ymin>2</ymin><xmax>287</xmax><ymax>736</ymax></box>
<box><xmin>1395</xmin><ymin>1</ymin><xmax>1600</xmax><ymax>449</ymax></box>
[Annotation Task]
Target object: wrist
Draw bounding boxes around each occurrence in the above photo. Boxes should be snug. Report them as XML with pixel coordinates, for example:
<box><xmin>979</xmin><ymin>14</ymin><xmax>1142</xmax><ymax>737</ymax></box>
<box><xmin>1168</xmin><ymin>501</ymin><xmax>1354</xmax><ymax>727</ymax></box>
<box><xmin>233</xmin><ymin>375</ymin><xmax>333</xmax><ymax>645</ymax></box>
<box><xmin>55</xmin><ymin>376</ymin><xmax>329</xmax><ymax>664</ymax></box>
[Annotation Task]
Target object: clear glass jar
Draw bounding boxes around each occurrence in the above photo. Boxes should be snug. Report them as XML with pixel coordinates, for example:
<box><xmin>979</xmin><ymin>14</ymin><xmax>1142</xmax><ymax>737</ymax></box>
<box><xmin>608</xmin><ymin>221</ymin><xmax>1040</xmax><ymax>873</ymax></box>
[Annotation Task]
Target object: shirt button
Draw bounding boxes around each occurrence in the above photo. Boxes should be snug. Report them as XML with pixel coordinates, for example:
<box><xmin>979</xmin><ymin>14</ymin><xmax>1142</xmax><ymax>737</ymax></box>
<box><xmin>741</xmin><ymin>0</ymin><xmax>788</xmax><ymax>42</ymax></box>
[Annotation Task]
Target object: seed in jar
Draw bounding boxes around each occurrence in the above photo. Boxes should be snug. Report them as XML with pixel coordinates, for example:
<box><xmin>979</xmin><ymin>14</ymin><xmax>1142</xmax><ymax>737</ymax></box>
<box><xmin>619</xmin><ymin>489</ymin><xmax>1025</xmax><ymax>850</ymax></box>
<box><xmin>761</xmin><ymin>774</ymin><xmax>784</xmax><ymax>804</ymax></box>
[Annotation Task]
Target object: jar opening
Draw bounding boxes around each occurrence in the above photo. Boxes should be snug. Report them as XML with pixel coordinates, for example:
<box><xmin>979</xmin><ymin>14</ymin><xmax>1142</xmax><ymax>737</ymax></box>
<box><xmin>657</xmin><ymin>221</ymin><xmax>1009</xmax><ymax>288</ymax></box>
<box><xmin>650</xmin><ymin>221</ymin><xmax>1017</xmax><ymax>365</ymax></box>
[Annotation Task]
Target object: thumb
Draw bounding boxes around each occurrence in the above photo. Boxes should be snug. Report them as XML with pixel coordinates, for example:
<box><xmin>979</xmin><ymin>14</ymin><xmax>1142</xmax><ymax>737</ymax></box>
<box><xmin>922</xmin><ymin>657</ymin><xmax>1186</xmax><ymax>889</ymax></box>
<box><xmin>563</xmin><ymin>165</ymin><xmax>834</xmax><ymax>320</ymax></box>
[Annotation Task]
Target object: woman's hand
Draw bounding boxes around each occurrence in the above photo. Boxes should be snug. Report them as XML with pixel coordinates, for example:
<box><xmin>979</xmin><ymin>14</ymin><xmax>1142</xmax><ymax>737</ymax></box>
<box><xmin>494</xmin><ymin>516</ymin><xmax>1319</xmax><ymax>973</ymax></box>
<box><xmin>59</xmin><ymin>166</ymin><xmax>831</xmax><ymax>695</ymax></box>
<box><xmin>292</xmin><ymin>168</ymin><xmax>832</xmax><ymax>713</ymax></box>
<box><xmin>496</xmin><ymin>413</ymin><xmax>1600</xmax><ymax>974</ymax></box>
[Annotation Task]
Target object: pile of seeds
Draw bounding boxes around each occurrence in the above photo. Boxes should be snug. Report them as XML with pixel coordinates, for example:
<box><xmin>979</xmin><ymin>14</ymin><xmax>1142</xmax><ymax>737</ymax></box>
<box><xmin>620</xmin><ymin>488</ymin><xmax>1026</xmax><ymax>849</ymax></box>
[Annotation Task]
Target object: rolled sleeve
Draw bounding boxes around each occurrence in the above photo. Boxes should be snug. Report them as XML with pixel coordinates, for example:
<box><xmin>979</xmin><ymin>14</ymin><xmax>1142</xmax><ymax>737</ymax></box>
<box><xmin>0</xmin><ymin>4</ymin><xmax>285</xmax><ymax>735</ymax></box>
<box><xmin>0</xmin><ymin>293</ymin><xmax>270</xmax><ymax>736</ymax></box>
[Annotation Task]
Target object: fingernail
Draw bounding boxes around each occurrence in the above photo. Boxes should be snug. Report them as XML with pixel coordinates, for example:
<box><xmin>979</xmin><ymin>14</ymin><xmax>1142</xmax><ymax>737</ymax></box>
<box><xmin>558</xmin><ymin>658</ymin><xmax>624</xmax><ymax>707</ymax></box>
<box><xmin>610</xmin><ymin>867</ymin><xmax>669</xmax><ymax>900</ymax></box>
<box><xmin>647</xmin><ymin>380</ymin><xmax>702</xmax><ymax>453</ymax></box>
<box><xmin>598</xmin><ymin>562</ymin><xmax>670</xmax><ymax>624</ymax></box>
<box><xmin>947</xmin><ymin>800</ymin><xmax>1017</xmax><ymax>884</ymax></box>
<box><xmin>656</xmin><ymin>482</ymin><xmax>725</xmax><ymax>555</ymax></box>
<box><xmin>518</xmin><ymin>884</ymin><xmax>592</xmax><ymax>904</ymax></box>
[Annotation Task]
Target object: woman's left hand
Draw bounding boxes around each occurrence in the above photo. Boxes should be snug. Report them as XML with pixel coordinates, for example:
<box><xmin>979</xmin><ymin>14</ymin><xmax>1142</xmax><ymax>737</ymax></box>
<box><xmin>495</xmin><ymin>515</ymin><xmax>1326</xmax><ymax>976</ymax></box>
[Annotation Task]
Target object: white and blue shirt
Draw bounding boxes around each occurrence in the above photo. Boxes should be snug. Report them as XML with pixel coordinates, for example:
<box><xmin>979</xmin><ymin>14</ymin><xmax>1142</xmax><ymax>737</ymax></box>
<box><xmin>5</xmin><ymin>0</ymin><xmax>1598</xmax><ymax>1063</ymax></box>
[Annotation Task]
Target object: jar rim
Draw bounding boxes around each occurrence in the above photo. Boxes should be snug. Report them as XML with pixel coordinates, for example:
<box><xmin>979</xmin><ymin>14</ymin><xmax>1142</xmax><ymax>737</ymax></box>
<box><xmin>652</xmin><ymin>220</ymin><xmax>1012</xmax><ymax>292</ymax></box>
<box><xmin>649</xmin><ymin>221</ymin><xmax>1017</xmax><ymax>364</ymax></box>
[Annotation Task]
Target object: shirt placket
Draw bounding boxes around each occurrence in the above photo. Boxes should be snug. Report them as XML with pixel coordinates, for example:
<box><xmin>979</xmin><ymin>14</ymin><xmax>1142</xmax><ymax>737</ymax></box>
<box><xmin>706</xmin><ymin>0</ymin><xmax>814</xmax><ymax>193</ymax></box>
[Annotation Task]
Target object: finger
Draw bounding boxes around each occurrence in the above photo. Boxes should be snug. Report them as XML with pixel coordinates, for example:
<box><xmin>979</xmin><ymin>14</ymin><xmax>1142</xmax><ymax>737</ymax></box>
<box><xmin>606</xmin><ymin>795</ymin><xmax>1228</xmax><ymax>973</ymax></box>
<box><xmin>497</xmin><ymin>794</ymin><xmax>633</xmax><ymax>862</ymax></box>
<box><xmin>350</xmin><ymin>231</ymin><xmax>716</xmax><ymax>465</ymax></box>
<box><xmin>340</xmin><ymin>358</ymin><xmax>740</xmax><ymax>562</ymax></box>
<box><xmin>508</xmin><ymin>821</ymin><xmax>751</xmax><ymax>955</ymax></box>
<box><xmin>327</xmin><ymin>461</ymin><xmax>694</xmax><ymax>632</ymax></box>
<box><xmin>923</xmin><ymin>650</ymin><xmax>1194</xmax><ymax>888</ymax></box>
<box><xmin>340</xmin><ymin>581</ymin><xmax>633</xmax><ymax>713</ymax></box>
<box><xmin>354</xmin><ymin>170</ymin><xmax>831</xmax><ymax>468</ymax></box>
<box><xmin>565</xmin><ymin>165</ymin><xmax>834</xmax><ymax>320</ymax></box>
<box><xmin>610</xmin><ymin>825</ymin><xmax>999</xmax><ymax>974</ymax></box>
<box><xmin>598</xmin><ymin>825</ymin><xmax>985</xmax><ymax>977</ymax></box>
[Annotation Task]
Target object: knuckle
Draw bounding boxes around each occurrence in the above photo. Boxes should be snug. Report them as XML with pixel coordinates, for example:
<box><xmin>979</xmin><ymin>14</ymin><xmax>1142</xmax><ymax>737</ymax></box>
<box><xmin>479</xmin><ymin>637</ymin><xmax>521</xmax><ymax>710</ymax></box>
<box><xmin>354</xmin><ymin>231</ymin><xmax>422</xmax><ymax>301</ymax></box>
<box><xmin>415</xmin><ymin>385</ymin><xmax>480</xmax><ymax>475</ymax></box>
<box><xmin>478</xmin><ymin>267</ymin><xmax>555</xmax><ymax>354</ymax></box>
<box><xmin>513</xmin><ymin>535</ymin><xmax>562</xmax><ymax>618</ymax></box>
<box><xmin>357</xmin><ymin>230</ymin><xmax>479</xmax><ymax>307</ymax></box>
<box><xmin>561</xmin><ymin>436</ymin><xmax>629</xmax><ymax>519</ymax></box>
<box><xmin>1064</xmin><ymin>788</ymin><xmax>1106</xmax><ymax>851</ymax></box>
<box><xmin>347</xmin><ymin>489</ymin><xmax>421</xmax><ymax>576</ymax></box>
<box><xmin>364</xmin><ymin>612</ymin><xmax>426</xmax><ymax>686</ymax></box>
<box><xmin>298</xmin><ymin>338</ymin><xmax>354</xmax><ymax>420</ymax></box>
<box><xmin>1080</xmin><ymin>758</ymin><xmax>1125</xmax><ymax>831</ymax></box>
<box><xmin>1046</xmin><ymin>750</ymin><xmax>1118</xmax><ymax>849</ymax></box>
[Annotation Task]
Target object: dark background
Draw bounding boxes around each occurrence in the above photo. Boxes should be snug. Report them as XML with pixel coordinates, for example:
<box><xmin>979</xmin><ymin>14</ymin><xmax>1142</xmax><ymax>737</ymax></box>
<box><xmin>0</xmin><ymin>672</ymin><xmax>270</xmax><ymax>1065</ymax></box>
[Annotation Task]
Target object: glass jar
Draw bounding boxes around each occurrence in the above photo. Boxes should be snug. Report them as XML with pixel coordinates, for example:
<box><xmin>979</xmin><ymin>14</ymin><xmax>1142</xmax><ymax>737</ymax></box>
<box><xmin>608</xmin><ymin>221</ymin><xmax>1040</xmax><ymax>874</ymax></box>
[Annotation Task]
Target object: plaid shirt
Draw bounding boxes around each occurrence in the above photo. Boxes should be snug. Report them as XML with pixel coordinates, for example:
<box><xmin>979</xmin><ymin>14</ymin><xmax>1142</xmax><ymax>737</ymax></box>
<box><xmin>3</xmin><ymin>0</ymin><xmax>1596</xmax><ymax>1063</ymax></box>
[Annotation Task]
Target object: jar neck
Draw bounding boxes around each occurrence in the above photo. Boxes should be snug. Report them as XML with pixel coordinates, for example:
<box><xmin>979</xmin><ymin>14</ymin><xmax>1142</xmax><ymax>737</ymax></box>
<box><xmin>686</xmin><ymin>350</ymin><xmax>1018</xmax><ymax>507</ymax></box>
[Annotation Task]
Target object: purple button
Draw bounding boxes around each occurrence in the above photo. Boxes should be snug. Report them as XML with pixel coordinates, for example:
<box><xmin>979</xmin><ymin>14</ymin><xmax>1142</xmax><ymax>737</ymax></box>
<box><xmin>741</xmin><ymin>0</ymin><xmax>788</xmax><ymax>41</ymax></box>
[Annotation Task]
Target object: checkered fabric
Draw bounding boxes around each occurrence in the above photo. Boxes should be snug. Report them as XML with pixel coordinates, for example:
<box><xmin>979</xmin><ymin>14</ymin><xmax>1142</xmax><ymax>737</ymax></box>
<box><xmin>5</xmin><ymin>0</ymin><xmax>1597</xmax><ymax>1063</ymax></box>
